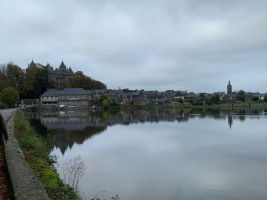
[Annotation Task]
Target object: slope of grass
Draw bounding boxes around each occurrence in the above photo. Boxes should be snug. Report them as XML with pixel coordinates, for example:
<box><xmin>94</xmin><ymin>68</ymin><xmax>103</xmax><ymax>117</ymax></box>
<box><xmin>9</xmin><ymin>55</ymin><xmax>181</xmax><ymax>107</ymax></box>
<box><xmin>14</xmin><ymin>109</ymin><xmax>80</xmax><ymax>200</ymax></box>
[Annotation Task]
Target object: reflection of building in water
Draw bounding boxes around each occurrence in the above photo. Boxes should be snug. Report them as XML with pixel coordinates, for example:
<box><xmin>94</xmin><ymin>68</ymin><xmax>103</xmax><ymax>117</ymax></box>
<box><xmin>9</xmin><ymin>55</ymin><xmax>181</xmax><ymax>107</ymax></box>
<box><xmin>40</xmin><ymin>110</ymin><xmax>107</xmax><ymax>155</ymax></box>
<box><xmin>36</xmin><ymin>107</ymin><xmax>266</xmax><ymax>155</ymax></box>
<box><xmin>50</xmin><ymin>127</ymin><xmax>107</xmax><ymax>155</ymax></box>
<box><xmin>228</xmin><ymin>115</ymin><xmax>233</xmax><ymax>130</ymax></box>
<box><xmin>53</xmin><ymin>130</ymin><xmax>75</xmax><ymax>155</ymax></box>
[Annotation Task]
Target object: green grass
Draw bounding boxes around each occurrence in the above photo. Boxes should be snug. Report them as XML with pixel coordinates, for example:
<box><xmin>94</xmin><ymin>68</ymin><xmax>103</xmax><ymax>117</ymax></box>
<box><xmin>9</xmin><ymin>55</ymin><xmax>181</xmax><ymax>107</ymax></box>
<box><xmin>120</xmin><ymin>103</ymin><xmax>267</xmax><ymax>110</ymax></box>
<box><xmin>14</xmin><ymin>109</ymin><xmax>81</xmax><ymax>200</ymax></box>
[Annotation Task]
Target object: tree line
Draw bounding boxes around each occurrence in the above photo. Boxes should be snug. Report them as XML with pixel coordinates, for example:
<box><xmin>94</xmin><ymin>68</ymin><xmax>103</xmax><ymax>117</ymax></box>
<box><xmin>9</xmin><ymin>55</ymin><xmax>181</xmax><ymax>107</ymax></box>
<box><xmin>0</xmin><ymin>61</ymin><xmax>107</xmax><ymax>102</ymax></box>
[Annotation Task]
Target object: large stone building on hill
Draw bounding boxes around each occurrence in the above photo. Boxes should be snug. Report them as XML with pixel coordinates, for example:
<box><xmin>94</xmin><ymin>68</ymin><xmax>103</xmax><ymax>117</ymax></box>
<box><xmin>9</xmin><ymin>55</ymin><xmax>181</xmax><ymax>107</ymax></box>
<box><xmin>28</xmin><ymin>60</ymin><xmax>75</xmax><ymax>89</ymax></box>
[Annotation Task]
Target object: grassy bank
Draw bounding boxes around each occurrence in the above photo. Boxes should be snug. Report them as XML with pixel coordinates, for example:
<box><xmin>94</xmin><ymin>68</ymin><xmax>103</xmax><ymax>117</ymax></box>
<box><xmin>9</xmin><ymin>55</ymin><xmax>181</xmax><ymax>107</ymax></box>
<box><xmin>14</xmin><ymin>109</ymin><xmax>80</xmax><ymax>200</ymax></box>
<box><xmin>120</xmin><ymin>103</ymin><xmax>267</xmax><ymax>110</ymax></box>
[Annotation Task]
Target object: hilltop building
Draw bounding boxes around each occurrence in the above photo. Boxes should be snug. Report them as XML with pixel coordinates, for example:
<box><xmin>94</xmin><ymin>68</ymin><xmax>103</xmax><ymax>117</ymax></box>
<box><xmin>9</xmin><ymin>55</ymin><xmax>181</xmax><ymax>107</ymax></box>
<box><xmin>227</xmin><ymin>80</ymin><xmax>232</xmax><ymax>94</ymax></box>
<box><xmin>28</xmin><ymin>60</ymin><xmax>75</xmax><ymax>89</ymax></box>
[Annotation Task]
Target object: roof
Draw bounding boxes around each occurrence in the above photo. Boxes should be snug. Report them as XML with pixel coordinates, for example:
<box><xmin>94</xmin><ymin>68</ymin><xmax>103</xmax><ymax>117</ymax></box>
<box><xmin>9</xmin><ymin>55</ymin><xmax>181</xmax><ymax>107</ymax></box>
<box><xmin>150</xmin><ymin>99</ymin><xmax>170</xmax><ymax>102</ymax></box>
<box><xmin>94</xmin><ymin>89</ymin><xmax>106</xmax><ymax>94</ymax></box>
<box><xmin>174</xmin><ymin>91</ymin><xmax>184</xmax><ymax>97</ymax></box>
<box><xmin>86</xmin><ymin>90</ymin><xmax>95</xmax><ymax>95</ymax></box>
<box><xmin>59</xmin><ymin>88</ymin><xmax>87</xmax><ymax>95</ymax></box>
<box><xmin>252</xmin><ymin>93</ymin><xmax>266</xmax><ymax>97</ymax></box>
<box><xmin>222</xmin><ymin>94</ymin><xmax>232</xmax><ymax>100</ymax></box>
<box><xmin>184</xmin><ymin>93</ymin><xmax>196</xmax><ymax>98</ymax></box>
<box><xmin>41</xmin><ymin>89</ymin><xmax>60</xmax><ymax>97</ymax></box>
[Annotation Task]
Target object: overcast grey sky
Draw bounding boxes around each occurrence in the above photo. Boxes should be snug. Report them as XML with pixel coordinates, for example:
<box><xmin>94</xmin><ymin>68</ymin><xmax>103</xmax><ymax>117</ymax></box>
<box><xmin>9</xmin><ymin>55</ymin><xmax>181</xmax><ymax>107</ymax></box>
<box><xmin>1</xmin><ymin>0</ymin><xmax>267</xmax><ymax>93</ymax></box>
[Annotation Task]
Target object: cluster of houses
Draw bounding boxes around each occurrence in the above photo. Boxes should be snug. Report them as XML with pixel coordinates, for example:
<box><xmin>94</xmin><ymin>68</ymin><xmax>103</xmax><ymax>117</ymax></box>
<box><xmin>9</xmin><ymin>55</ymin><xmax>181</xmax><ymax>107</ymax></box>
<box><xmin>40</xmin><ymin>87</ymin><xmax>267</xmax><ymax>108</ymax></box>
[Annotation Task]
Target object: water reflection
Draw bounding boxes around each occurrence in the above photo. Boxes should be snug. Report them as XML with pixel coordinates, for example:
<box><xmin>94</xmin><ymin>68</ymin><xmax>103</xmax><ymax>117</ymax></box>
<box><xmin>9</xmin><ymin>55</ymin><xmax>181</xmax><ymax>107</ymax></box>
<box><xmin>26</xmin><ymin>107</ymin><xmax>267</xmax><ymax>200</ymax></box>
<box><xmin>27</xmin><ymin>107</ymin><xmax>267</xmax><ymax>155</ymax></box>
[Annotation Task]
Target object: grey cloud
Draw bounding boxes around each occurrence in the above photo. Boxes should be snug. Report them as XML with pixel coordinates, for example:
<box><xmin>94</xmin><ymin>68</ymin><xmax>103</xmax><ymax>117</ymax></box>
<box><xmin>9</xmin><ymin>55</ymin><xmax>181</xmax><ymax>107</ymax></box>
<box><xmin>0</xmin><ymin>0</ymin><xmax>266</xmax><ymax>92</ymax></box>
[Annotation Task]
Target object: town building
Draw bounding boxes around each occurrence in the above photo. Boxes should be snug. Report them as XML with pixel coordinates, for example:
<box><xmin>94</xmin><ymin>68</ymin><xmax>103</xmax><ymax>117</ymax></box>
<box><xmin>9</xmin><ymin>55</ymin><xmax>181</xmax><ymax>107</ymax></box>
<box><xmin>41</xmin><ymin>88</ymin><xmax>91</xmax><ymax>108</ymax></box>
<box><xmin>40</xmin><ymin>89</ymin><xmax>59</xmax><ymax>108</ymax></box>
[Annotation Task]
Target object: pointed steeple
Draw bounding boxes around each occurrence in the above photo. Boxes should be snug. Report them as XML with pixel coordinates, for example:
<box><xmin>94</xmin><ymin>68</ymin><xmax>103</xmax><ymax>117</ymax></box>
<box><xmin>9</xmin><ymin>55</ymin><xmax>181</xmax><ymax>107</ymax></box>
<box><xmin>228</xmin><ymin>115</ymin><xmax>233</xmax><ymax>130</ymax></box>
<box><xmin>59</xmin><ymin>60</ymin><xmax>66</xmax><ymax>69</ymax></box>
<box><xmin>28</xmin><ymin>59</ymin><xmax>36</xmax><ymax>68</ymax></box>
<box><xmin>227</xmin><ymin>80</ymin><xmax>232</xmax><ymax>94</ymax></box>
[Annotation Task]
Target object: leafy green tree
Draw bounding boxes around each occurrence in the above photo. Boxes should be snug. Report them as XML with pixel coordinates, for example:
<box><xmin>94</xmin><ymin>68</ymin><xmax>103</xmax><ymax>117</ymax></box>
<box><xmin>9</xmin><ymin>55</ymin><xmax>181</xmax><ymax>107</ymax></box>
<box><xmin>198</xmin><ymin>93</ymin><xmax>205</xmax><ymax>102</ymax></box>
<box><xmin>21</xmin><ymin>65</ymin><xmax>39</xmax><ymax>98</ymax></box>
<box><xmin>6</xmin><ymin>62</ymin><xmax>25</xmax><ymax>91</ymax></box>
<box><xmin>264</xmin><ymin>95</ymin><xmax>267</xmax><ymax>102</ymax></box>
<box><xmin>236</xmin><ymin>90</ymin><xmax>245</xmax><ymax>102</ymax></box>
<box><xmin>252</xmin><ymin>96</ymin><xmax>259</xmax><ymax>101</ymax></box>
<box><xmin>0</xmin><ymin>64</ymin><xmax>10</xmax><ymax>90</ymax></box>
<box><xmin>32</xmin><ymin>67</ymin><xmax>49</xmax><ymax>98</ymax></box>
<box><xmin>209</xmin><ymin>94</ymin><xmax>220</xmax><ymax>104</ymax></box>
<box><xmin>0</xmin><ymin>87</ymin><xmax>19</xmax><ymax>107</ymax></box>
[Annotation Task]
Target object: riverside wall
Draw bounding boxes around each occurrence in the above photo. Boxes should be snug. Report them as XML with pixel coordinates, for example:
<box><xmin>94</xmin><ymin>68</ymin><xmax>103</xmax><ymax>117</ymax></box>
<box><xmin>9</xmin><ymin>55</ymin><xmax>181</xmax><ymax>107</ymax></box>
<box><xmin>4</xmin><ymin>110</ymin><xmax>50</xmax><ymax>200</ymax></box>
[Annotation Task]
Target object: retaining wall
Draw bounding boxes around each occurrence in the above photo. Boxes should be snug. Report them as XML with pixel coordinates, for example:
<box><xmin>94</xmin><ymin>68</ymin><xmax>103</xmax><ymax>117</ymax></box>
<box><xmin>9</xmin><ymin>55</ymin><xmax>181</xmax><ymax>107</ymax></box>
<box><xmin>4</xmin><ymin>111</ymin><xmax>50</xmax><ymax>200</ymax></box>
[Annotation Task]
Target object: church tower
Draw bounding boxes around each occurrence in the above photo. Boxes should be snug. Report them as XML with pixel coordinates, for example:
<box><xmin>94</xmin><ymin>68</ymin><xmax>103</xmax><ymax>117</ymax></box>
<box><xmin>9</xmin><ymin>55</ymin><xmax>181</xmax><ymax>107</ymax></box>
<box><xmin>227</xmin><ymin>80</ymin><xmax>232</xmax><ymax>94</ymax></box>
<box><xmin>228</xmin><ymin>115</ymin><xmax>233</xmax><ymax>130</ymax></box>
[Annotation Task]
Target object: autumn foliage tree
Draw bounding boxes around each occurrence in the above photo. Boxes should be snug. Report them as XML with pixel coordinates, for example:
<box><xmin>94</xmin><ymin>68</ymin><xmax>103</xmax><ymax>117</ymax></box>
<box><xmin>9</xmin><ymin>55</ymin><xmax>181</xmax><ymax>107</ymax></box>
<box><xmin>0</xmin><ymin>62</ymin><xmax>54</xmax><ymax>99</ymax></box>
<box><xmin>0</xmin><ymin>64</ymin><xmax>10</xmax><ymax>91</ymax></box>
<box><xmin>69</xmin><ymin>71</ymin><xmax>106</xmax><ymax>90</ymax></box>
<box><xmin>0</xmin><ymin>61</ymin><xmax>107</xmax><ymax>99</ymax></box>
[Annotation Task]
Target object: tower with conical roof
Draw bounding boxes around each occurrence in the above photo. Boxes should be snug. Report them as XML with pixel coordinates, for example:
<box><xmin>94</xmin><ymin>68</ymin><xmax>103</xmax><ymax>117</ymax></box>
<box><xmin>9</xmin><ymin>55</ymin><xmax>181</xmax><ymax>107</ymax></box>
<box><xmin>28</xmin><ymin>59</ymin><xmax>36</xmax><ymax>68</ymax></box>
<box><xmin>227</xmin><ymin>80</ymin><xmax>232</xmax><ymax>94</ymax></box>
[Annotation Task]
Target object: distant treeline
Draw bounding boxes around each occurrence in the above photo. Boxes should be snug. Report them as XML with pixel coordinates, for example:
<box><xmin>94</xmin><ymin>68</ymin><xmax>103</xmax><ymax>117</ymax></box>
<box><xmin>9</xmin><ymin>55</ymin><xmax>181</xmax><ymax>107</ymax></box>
<box><xmin>0</xmin><ymin>61</ymin><xmax>107</xmax><ymax>99</ymax></box>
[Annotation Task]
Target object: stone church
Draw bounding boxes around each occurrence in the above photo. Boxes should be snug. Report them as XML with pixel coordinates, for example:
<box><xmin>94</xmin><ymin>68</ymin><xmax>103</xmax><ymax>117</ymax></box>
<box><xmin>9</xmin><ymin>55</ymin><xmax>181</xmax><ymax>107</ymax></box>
<box><xmin>28</xmin><ymin>60</ymin><xmax>75</xmax><ymax>89</ymax></box>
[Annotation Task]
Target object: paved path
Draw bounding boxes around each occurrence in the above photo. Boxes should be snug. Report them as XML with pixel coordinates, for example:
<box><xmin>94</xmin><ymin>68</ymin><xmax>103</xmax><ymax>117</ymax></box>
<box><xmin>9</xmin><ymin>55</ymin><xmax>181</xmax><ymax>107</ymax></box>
<box><xmin>0</xmin><ymin>109</ymin><xmax>16</xmax><ymax>123</ymax></box>
<box><xmin>1</xmin><ymin>109</ymin><xmax>50</xmax><ymax>200</ymax></box>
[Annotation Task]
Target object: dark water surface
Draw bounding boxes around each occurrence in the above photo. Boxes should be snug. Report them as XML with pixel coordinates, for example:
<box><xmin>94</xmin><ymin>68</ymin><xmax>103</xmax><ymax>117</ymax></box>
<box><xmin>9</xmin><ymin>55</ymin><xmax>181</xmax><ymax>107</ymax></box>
<box><xmin>28</xmin><ymin>108</ymin><xmax>267</xmax><ymax>200</ymax></box>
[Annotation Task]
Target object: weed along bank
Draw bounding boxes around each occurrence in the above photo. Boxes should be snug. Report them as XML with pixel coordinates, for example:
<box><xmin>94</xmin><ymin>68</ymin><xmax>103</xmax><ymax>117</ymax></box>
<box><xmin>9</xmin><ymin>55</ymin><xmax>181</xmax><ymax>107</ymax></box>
<box><xmin>12</xmin><ymin>109</ymin><xmax>81</xmax><ymax>199</ymax></box>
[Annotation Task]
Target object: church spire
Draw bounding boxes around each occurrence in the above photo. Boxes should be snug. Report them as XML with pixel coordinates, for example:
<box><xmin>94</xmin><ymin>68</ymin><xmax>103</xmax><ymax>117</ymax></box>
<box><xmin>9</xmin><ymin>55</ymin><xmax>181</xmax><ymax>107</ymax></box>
<box><xmin>228</xmin><ymin>115</ymin><xmax>233</xmax><ymax>130</ymax></box>
<box><xmin>227</xmin><ymin>80</ymin><xmax>232</xmax><ymax>94</ymax></box>
<box><xmin>59</xmin><ymin>60</ymin><xmax>66</xmax><ymax>69</ymax></box>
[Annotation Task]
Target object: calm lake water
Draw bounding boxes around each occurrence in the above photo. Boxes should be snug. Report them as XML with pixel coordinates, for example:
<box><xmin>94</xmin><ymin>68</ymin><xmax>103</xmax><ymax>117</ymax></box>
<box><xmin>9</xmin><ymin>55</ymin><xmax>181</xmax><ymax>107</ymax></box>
<box><xmin>28</xmin><ymin>107</ymin><xmax>267</xmax><ymax>200</ymax></box>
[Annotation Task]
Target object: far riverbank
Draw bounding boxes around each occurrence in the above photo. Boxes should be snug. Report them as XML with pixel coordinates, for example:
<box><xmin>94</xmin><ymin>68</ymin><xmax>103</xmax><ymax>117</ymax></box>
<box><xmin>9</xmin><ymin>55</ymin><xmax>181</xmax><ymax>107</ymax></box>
<box><xmin>120</xmin><ymin>102</ymin><xmax>267</xmax><ymax>110</ymax></box>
